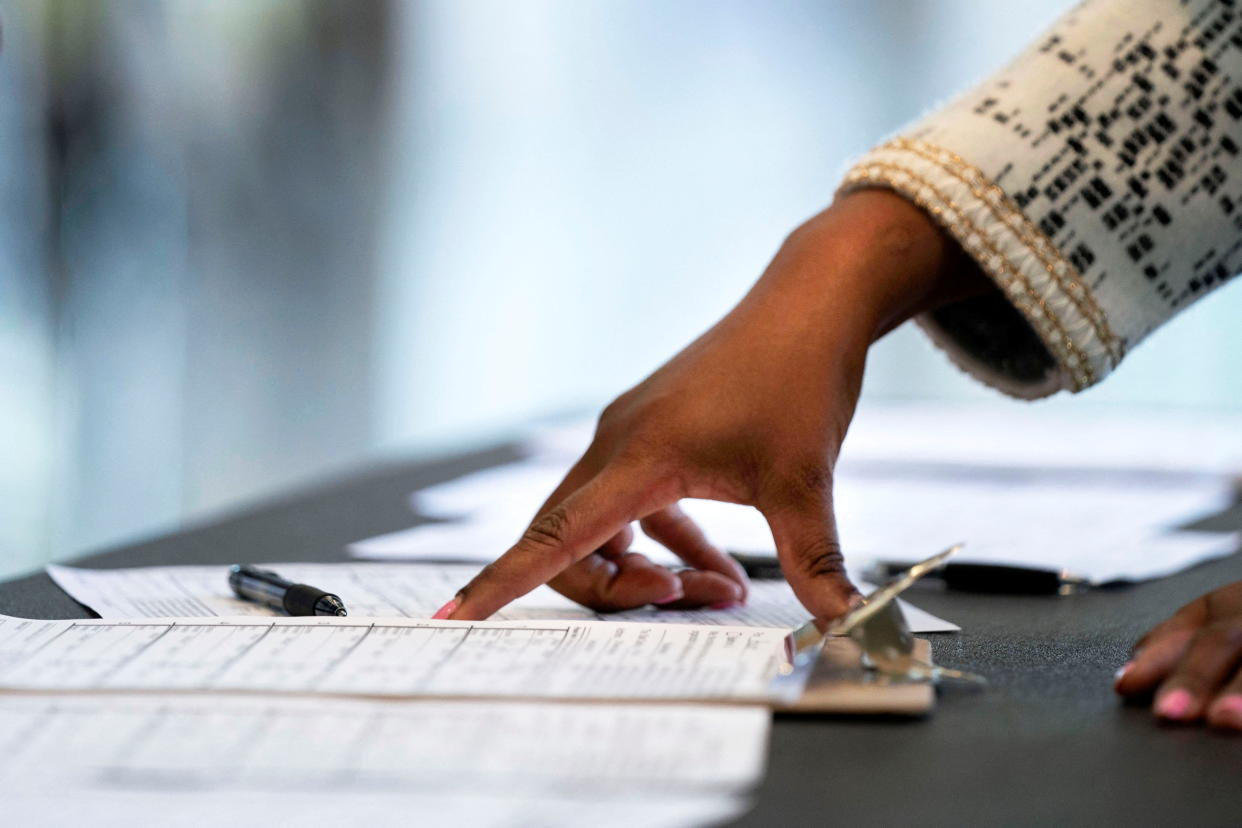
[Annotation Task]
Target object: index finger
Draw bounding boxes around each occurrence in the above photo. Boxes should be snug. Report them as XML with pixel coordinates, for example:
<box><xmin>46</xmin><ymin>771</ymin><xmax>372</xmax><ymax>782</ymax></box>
<box><xmin>446</xmin><ymin>463</ymin><xmax>667</xmax><ymax>620</ymax></box>
<box><xmin>1115</xmin><ymin>597</ymin><xmax>1208</xmax><ymax>696</ymax></box>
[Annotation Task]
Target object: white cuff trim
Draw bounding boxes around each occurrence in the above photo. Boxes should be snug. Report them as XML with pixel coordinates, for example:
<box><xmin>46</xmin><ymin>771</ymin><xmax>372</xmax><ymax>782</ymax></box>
<box><xmin>839</xmin><ymin>139</ymin><xmax>1124</xmax><ymax>397</ymax></box>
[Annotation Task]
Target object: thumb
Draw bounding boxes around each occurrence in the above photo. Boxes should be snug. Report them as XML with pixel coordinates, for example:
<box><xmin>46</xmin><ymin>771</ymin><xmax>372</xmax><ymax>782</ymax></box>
<box><xmin>762</xmin><ymin>494</ymin><xmax>857</xmax><ymax>621</ymax></box>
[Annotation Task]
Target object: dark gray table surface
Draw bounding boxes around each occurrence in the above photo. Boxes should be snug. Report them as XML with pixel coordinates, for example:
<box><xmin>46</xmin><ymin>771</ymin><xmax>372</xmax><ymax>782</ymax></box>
<box><xmin>3</xmin><ymin>445</ymin><xmax>1240</xmax><ymax>827</ymax></box>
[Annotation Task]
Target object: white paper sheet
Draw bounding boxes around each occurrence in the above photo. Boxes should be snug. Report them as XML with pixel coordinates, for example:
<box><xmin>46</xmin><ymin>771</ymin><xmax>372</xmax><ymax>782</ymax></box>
<box><xmin>9</xmin><ymin>791</ymin><xmax>751</xmax><ymax>828</ymax></box>
<box><xmin>47</xmin><ymin>561</ymin><xmax>959</xmax><ymax>633</ymax></box>
<box><xmin>352</xmin><ymin>517</ymin><xmax>680</xmax><ymax>568</ymax></box>
<box><xmin>0</xmin><ymin>694</ymin><xmax>764</xmax><ymax>828</ymax></box>
<box><xmin>47</xmin><ymin>561</ymin><xmax>591</xmax><ymax>621</ymax></box>
<box><xmin>841</xmin><ymin>401</ymin><xmax>1242</xmax><ymax>476</ymax></box>
<box><xmin>523</xmin><ymin>403</ymin><xmax>1242</xmax><ymax>476</ymax></box>
<box><xmin>0</xmin><ymin>694</ymin><xmax>768</xmax><ymax>793</ymax></box>
<box><xmin>832</xmin><ymin>472</ymin><xmax>1239</xmax><ymax>584</ymax></box>
<box><xmin>0</xmin><ymin>614</ymin><xmax>789</xmax><ymax>701</ymax></box>
<box><xmin>383</xmin><ymin>450</ymin><xmax>1238</xmax><ymax>585</ymax></box>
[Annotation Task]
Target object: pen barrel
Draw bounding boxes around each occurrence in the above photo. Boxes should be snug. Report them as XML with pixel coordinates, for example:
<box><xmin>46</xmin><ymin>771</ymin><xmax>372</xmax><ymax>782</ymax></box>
<box><xmin>228</xmin><ymin>567</ymin><xmax>291</xmax><ymax>611</ymax></box>
<box><xmin>941</xmin><ymin>563</ymin><xmax>1063</xmax><ymax>594</ymax></box>
<box><xmin>283</xmin><ymin>583</ymin><xmax>333</xmax><ymax>616</ymax></box>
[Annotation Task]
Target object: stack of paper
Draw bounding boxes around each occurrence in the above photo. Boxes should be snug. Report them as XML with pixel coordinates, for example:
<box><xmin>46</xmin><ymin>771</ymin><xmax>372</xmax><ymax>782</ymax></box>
<box><xmin>0</xmin><ymin>611</ymin><xmax>779</xmax><ymax>827</ymax></box>
<box><xmin>0</xmin><ymin>693</ymin><xmax>767</xmax><ymax>827</ymax></box>
<box><xmin>349</xmin><ymin>405</ymin><xmax>1239</xmax><ymax>587</ymax></box>
<box><xmin>0</xmin><ymin>695</ymin><xmax>768</xmax><ymax>791</ymax></box>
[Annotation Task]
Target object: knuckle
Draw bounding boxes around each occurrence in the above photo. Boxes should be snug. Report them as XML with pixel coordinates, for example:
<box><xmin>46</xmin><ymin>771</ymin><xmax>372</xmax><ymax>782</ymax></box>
<box><xmin>772</xmin><ymin>459</ymin><xmax>832</xmax><ymax>505</ymax></box>
<box><xmin>522</xmin><ymin>506</ymin><xmax>574</xmax><ymax>565</ymax></box>
<box><xmin>596</xmin><ymin>390</ymin><xmax>638</xmax><ymax>434</ymax></box>
<box><xmin>639</xmin><ymin>507</ymin><xmax>679</xmax><ymax>532</ymax></box>
<box><xmin>793</xmin><ymin>461</ymin><xmax>833</xmax><ymax>497</ymax></box>
<box><xmin>596</xmin><ymin>402</ymin><xmax>622</xmax><ymax>435</ymax></box>
<box><xmin>795</xmin><ymin>535</ymin><xmax>846</xmax><ymax>579</ymax></box>
<box><xmin>636</xmin><ymin>513</ymin><xmax>664</xmax><ymax>535</ymax></box>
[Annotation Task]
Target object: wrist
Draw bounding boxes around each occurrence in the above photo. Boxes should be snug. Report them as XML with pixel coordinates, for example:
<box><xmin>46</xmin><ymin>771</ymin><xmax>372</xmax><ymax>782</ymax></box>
<box><xmin>753</xmin><ymin>189</ymin><xmax>987</xmax><ymax>347</ymax></box>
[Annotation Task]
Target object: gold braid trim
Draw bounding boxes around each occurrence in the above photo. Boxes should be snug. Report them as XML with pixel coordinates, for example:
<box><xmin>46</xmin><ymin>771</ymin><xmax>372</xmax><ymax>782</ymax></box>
<box><xmin>886</xmin><ymin>137</ymin><xmax>1124</xmax><ymax>366</ymax></box>
<box><xmin>841</xmin><ymin>161</ymin><xmax>1094</xmax><ymax>390</ymax></box>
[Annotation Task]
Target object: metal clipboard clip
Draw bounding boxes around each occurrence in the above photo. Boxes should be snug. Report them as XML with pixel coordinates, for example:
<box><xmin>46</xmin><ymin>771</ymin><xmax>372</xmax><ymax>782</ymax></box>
<box><xmin>784</xmin><ymin>544</ymin><xmax>986</xmax><ymax>686</ymax></box>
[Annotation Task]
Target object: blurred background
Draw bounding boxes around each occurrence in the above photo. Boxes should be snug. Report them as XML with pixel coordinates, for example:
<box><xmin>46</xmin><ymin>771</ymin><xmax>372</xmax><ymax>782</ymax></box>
<box><xmin>3</xmin><ymin>0</ymin><xmax>1241</xmax><ymax>579</ymax></box>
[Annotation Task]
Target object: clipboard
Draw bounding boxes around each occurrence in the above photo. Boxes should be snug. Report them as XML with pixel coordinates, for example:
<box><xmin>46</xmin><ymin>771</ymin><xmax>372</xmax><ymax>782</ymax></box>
<box><xmin>774</xmin><ymin>544</ymin><xmax>983</xmax><ymax>715</ymax></box>
<box><xmin>775</xmin><ymin>636</ymin><xmax>936</xmax><ymax>715</ymax></box>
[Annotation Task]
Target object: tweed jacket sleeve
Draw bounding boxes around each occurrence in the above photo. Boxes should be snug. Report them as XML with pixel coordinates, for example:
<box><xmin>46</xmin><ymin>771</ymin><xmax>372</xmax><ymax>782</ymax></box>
<box><xmin>840</xmin><ymin>0</ymin><xmax>1242</xmax><ymax>398</ymax></box>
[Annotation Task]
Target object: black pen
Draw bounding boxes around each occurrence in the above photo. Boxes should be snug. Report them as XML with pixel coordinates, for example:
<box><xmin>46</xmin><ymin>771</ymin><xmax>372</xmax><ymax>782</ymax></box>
<box><xmin>728</xmin><ymin>551</ymin><xmax>785</xmax><ymax>580</ymax></box>
<box><xmin>729</xmin><ymin>551</ymin><xmax>1088</xmax><ymax>595</ymax></box>
<box><xmin>228</xmin><ymin>565</ymin><xmax>348</xmax><ymax>616</ymax></box>
<box><xmin>867</xmin><ymin>560</ymin><xmax>1088</xmax><ymax>595</ymax></box>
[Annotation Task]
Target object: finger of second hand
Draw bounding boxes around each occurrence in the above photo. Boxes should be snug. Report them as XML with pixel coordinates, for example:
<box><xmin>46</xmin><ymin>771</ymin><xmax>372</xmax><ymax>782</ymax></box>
<box><xmin>1114</xmin><ymin>626</ymin><xmax>1197</xmax><ymax>697</ymax></box>
<box><xmin>1152</xmin><ymin>625</ymin><xmax>1242</xmax><ymax>721</ymax></box>
<box><xmin>1206</xmin><ymin>667</ymin><xmax>1242</xmax><ymax>730</ymax></box>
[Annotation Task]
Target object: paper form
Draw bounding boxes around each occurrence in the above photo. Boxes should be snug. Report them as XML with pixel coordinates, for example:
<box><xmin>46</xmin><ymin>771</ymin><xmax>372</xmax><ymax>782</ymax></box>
<box><xmin>9</xmin><ymin>791</ymin><xmax>750</xmax><ymax>828</ymax></box>
<box><xmin>1</xmin><ymin>695</ymin><xmax>763</xmax><ymax>828</ymax></box>
<box><xmin>47</xmin><ymin>561</ymin><xmax>959</xmax><ymax>633</ymax></box>
<box><xmin>610</xmin><ymin>577</ymin><xmax>955</xmax><ymax>631</ymax></box>
<box><xmin>47</xmin><ymin>562</ymin><xmax>591</xmax><ymax>621</ymax></box>
<box><xmin>0</xmin><ymin>695</ymin><xmax>768</xmax><ymax>793</ymax></box>
<box><xmin>0</xmin><ymin>614</ymin><xmax>790</xmax><ymax>701</ymax></box>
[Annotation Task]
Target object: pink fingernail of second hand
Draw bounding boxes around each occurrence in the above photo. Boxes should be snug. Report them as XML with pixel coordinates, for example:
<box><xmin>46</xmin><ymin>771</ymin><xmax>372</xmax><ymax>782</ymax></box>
<box><xmin>1156</xmin><ymin>689</ymin><xmax>1193</xmax><ymax>720</ymax></box>
<box><xmin>432</xmin><ymin>597</ymin><xmax>459</xmax><ymax>620</ymax></box>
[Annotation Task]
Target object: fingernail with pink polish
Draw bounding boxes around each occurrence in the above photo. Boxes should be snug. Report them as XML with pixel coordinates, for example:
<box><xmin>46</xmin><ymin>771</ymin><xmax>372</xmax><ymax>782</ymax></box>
<box><xmin>710</xmin><ymin>601</ymin><xmax>741</xmax><ymax>611</ymax></box>
<box><xmin>432</xmin><ymin>597</ymin><xmax>459</xmax><ymax>620</ymax></box>
<box><xmin>1156</xmin><ymin>689</ymin><xmax>1194</xmax><ymax>720</ymax></box>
